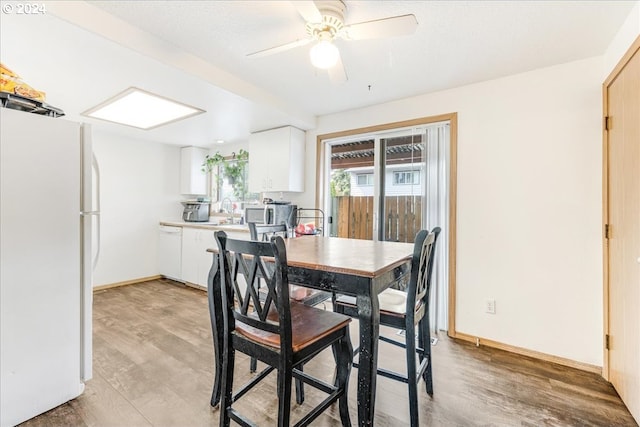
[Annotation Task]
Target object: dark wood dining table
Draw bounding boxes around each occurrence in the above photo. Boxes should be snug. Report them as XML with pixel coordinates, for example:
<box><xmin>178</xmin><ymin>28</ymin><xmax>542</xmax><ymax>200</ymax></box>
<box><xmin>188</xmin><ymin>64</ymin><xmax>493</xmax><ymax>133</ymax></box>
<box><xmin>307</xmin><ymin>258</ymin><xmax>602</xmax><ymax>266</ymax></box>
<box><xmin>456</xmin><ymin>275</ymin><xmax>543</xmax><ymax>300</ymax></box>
<box><xmin>207</xmin><ymin>235</ymin><xmax>414</xmax><ymax>427</ymax></box>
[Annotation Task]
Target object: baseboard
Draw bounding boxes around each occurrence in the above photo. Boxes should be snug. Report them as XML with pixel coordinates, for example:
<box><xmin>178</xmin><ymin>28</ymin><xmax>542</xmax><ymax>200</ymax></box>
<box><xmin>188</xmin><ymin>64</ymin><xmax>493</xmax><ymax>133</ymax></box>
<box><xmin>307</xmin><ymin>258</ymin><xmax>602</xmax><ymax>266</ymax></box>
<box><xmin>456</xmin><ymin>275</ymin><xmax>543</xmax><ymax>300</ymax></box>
<box><xmin>183</xmin><ymin>281</ymin><xmax>207</xmax><ymax>292</ymax></box>
<box><xmin>93</xmin><ymin>275</ymin><xmax>163</xmax><ymax>292</ymax></box>
<box><xmin>451</xmin><ymin>331</ymin><xmax>602</xmax><ymax>375</ymax></box>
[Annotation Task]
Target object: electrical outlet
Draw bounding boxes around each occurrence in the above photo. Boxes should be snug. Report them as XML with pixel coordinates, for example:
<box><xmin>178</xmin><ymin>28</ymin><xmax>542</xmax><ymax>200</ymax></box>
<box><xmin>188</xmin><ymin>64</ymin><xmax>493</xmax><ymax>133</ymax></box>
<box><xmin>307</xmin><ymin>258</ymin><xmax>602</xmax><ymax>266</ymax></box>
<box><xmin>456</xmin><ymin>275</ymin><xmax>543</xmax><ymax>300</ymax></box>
<box><xmin>485</xmin><ymin>298</ymin><xmax>496</xmax><ymax>314</ymax></box>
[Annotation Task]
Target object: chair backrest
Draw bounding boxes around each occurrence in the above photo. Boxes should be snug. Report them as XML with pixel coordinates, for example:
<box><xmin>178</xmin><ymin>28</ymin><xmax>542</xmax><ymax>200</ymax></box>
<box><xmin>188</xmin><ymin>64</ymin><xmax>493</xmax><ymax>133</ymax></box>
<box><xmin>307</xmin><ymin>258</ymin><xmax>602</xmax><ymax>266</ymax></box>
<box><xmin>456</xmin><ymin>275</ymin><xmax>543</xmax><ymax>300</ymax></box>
<box><xmin>248</xmin><ymin>222</ymin><xmax>289</xmax><ymax>241</ymax></box>
<box><xmin>214</xmin><ymin>230</ymin><xmax>292</xmax><ymax>352</ymax></box>
<box><xmin>406</xmin><ymin>227</ymin><xmax>441</xmax><ymax>322</ymax></box>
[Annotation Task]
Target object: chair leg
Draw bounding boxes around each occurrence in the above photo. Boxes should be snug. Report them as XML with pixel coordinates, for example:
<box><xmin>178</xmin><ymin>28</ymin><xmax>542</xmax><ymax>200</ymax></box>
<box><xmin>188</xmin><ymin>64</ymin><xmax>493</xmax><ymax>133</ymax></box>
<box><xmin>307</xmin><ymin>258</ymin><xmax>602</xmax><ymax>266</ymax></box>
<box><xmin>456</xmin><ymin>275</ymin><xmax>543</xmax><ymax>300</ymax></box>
<box><xmin>405</xmin><ymin>326</ymin><xmax>419</xmax><ymax>427</ymax></box>
<box><xmin>333</xmin><ymin>296</ymin><xmax>343</xmax><ymax>314</ymax></box>
<box><xmin>208</xmin><ymin>258</ymin><xmax>224</xmax><ymax>408</ymax></box>
<box><xmin>210</xmin><ymin>382</ymin><xmax>220</xmax><ymax>409</ymax></box>
<box><xmin>277</xmin><ymin>362</ymin><xmax>293</xmax><ymax>427</ymax></box>
<box><xmin>295</xmin><ymin>363</ymin><xmax>305</xmax><ymax>404</ymax></box>
<box><xmin>424</xmin><ymin>352</ymin><xmax>433</xmax><ymax>397</ymax></box>
<box><xmin>250</xmin><ymin>357</ymin><xmax>302</xmax><ymax>403</ymax></box>
<box><xmin>334</xmin><ymin>332</ymin><xmax>353</xmax><ymax>427</ymax></box>
<box><xmin>219</xmin><ymin>346</ymin><xmax>236</xmax><ymax>427</ymax></box>
<box><xmin>418</xmin><ymin>318</ymin><xmax>433</xmax><ymax>396</ymax></box>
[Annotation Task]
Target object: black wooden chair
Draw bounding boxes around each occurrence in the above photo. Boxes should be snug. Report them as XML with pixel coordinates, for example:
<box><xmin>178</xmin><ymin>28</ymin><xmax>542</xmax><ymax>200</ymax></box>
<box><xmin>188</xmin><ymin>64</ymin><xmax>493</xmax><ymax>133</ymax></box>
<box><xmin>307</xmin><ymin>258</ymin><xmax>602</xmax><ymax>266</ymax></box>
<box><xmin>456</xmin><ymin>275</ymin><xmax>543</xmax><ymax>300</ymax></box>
<box><xmin>247</xmin><ymin>222</ymin><xmax>331</xmax><ymax>405</ymax></box>
<box><xmin>248</xmin><ymin>222</ymin><xmax>331</xmax><ymax>305</ymax></box>
<box><xmin>247</xmin><ymin>222</ymin><xmax>289</xmax><ymax>241</ymax></box>
<box><xmin>215</xmin><ymin>231</ymin><xmax>353</xmax><ymax>427</ymax></box>
<box><xmin>333</xmin><ymin>227</ymin><xmax>440</xmax><ymax>427</ymax></box>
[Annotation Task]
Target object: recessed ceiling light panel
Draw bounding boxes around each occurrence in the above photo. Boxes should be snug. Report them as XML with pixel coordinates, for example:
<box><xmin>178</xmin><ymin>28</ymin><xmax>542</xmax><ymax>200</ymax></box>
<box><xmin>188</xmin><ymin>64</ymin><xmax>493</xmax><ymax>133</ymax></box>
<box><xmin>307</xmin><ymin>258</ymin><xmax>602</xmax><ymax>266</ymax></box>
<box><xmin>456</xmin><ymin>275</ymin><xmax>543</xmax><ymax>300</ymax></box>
<box><xmin>82</xmin><ymin>87</ymin><xmax>204</xmax><ymax>130</ymax></box>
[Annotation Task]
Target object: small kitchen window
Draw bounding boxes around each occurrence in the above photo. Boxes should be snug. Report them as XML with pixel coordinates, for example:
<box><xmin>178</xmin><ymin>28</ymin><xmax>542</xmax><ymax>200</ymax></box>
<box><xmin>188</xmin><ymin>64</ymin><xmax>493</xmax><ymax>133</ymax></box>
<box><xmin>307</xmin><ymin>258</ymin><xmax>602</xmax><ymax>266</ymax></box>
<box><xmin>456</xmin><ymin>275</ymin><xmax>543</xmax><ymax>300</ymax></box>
<box><xmin>205</xmin><ymin>151</ymin><xmax>259</xmax><ymax>211</ymax></box>
<box><xmin>356</xmin><ymin>173</ymin><xmax>374</xmax><ymax>186</ymax></box>
<box><xmin>393</xmin><ymin>170</ymin><xmax>420</xmax><ymax>185</ymax></box>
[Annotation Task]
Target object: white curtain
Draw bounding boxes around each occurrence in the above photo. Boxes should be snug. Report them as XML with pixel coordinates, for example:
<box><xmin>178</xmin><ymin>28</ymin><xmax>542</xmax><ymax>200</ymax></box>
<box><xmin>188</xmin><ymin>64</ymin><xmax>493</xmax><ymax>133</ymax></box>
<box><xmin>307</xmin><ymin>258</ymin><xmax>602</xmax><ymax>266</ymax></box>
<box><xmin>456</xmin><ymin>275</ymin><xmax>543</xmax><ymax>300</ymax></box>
<box><xmin>424</xmin><ymin>122</ymin><xmax>450</xmax><ymax>333</ymax></box>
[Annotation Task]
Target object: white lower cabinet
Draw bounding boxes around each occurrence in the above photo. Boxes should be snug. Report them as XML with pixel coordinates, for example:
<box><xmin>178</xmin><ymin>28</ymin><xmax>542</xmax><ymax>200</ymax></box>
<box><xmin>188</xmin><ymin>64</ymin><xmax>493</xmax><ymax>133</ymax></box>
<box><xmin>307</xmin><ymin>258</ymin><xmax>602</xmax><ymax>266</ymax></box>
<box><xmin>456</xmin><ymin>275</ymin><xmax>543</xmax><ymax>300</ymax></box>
<box><xmin>181</xmin><ymin>228</ymin><xmax>216</xmax><ymax>288</ymax></box>
<box><xmin>180</xmin><ymin>227</ymin><xmax>249</xmax><ymax>289</ymax></box>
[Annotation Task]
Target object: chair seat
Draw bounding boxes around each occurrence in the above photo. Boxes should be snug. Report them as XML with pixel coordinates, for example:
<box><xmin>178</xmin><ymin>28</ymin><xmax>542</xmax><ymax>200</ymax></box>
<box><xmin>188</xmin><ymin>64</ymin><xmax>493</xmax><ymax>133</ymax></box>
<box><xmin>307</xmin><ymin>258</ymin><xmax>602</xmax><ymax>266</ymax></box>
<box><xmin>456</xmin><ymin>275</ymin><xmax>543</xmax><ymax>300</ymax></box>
<box><xmin>290</xmin><ymin>285</ymin><xmax>332</xmax><ymax>304</ymax></box>
<box><xmin>379</xmin><ymin>288</ymin><xmax>408</xmax><ymax>313</ymax></box>
<box><xmin>258</xmin><ymin>285</ymin><xmax>332</xmax><ymax>306</ymax></box>
<box><xmin>335</xmin><ymin>288</ymin><xmax>421</xmax><ymax>317</ymax></box>
<box><xmin>236</xmin><ymin>301</ymin><xmax>351</xmax><ymax>352</ymax></box>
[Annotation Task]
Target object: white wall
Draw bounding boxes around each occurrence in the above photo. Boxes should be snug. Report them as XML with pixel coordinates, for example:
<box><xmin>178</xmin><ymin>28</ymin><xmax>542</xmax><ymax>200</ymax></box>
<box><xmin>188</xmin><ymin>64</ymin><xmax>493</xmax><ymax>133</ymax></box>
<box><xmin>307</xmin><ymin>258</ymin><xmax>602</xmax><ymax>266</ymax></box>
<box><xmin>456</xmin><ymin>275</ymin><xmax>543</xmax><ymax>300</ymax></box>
<box><xmin>92</xmin><ymin>131</ymin><xmax>182</xmax><ymax>287</ymax></box>
<box><xmin>303</xmin><ymin>56</ymin><xmax>604</xmax><ymax>366</ymax></box>
<box><xmin>604</xmin><ymin>1</ymin><xmax>640</xmax><ymax>77</ymax></box>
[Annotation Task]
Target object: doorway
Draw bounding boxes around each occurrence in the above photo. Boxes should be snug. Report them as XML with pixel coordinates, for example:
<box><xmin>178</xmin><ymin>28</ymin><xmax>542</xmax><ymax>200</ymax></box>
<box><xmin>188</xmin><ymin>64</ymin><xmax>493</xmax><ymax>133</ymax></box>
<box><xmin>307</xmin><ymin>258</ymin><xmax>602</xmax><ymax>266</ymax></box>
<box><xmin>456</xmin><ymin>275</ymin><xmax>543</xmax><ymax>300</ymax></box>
<box><xmin>603</xmin><ymin>36</ymin><xmax>640</xmax><ymax>422</ymax></box>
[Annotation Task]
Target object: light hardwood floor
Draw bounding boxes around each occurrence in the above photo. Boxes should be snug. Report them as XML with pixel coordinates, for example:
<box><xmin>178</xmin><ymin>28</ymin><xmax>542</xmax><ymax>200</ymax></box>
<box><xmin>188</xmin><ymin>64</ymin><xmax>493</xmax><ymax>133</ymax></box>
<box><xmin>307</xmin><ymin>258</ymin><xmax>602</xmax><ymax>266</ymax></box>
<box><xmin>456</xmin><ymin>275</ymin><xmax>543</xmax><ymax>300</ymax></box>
<box><xmin>19</xmin><ymin>279</ymin><xmax>637</xmax><ymax>426</ymax></box>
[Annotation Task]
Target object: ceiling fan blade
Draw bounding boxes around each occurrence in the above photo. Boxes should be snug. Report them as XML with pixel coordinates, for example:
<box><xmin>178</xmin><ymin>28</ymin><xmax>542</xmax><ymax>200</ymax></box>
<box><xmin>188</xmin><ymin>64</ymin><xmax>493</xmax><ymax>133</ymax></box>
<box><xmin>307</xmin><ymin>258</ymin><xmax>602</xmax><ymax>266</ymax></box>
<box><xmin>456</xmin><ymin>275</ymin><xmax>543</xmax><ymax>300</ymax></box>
<box><xmin>343</xmin><ymin>14</ymin><xmax>418</xmax><ymax>40</ymax></box>
<box><xmin>246</xmin><ymin>38</ymin><xmax>311</xmax><ymax>58</ymax></box>
<box><xmin>292</xmin><ymin>1</ymin><xmax>322</xmax><ymax>23</ymax></box>
<box><xmin>328</xmin><ymin>52</ymin><xmax>348</xmax><ymax>84</ymax></box>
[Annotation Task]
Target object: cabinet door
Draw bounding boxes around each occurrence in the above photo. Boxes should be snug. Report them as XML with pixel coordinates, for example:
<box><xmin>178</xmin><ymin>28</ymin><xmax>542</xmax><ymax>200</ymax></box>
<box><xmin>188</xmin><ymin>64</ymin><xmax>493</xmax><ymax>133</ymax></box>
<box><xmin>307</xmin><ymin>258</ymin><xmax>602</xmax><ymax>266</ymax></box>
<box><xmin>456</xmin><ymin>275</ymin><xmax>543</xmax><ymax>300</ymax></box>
<box><xmin>180</xmin><ymin>146</ymin><xmax>208</xmax><ymax>195</ymax></box>
<box><xmin>182</xmin><ymin>228</ymin><xmax>250</xmax><ymax>288</ymax></box>
<box><xmin>181</xmin><ymin>228</ymin><xmax>200</xmax><ymax>285</ymax></box>
<box><xmin>196</xmin><ymin>230</ymin><xmax>217</xmax><ymax>288</ymax></box>
<box><xmin>248</xmin><ymin>131</ymin><xmax>272</xmax><ymax>192</ymax></box>
<box><xmin>270</xmin><ymin>127</ymin><xmax>304</xmax><ymax>192</ymax></box>
<box><xmin>248</xmin><ymin>127</ymin><xmax>305</xmax><ymax>193</ymax></box>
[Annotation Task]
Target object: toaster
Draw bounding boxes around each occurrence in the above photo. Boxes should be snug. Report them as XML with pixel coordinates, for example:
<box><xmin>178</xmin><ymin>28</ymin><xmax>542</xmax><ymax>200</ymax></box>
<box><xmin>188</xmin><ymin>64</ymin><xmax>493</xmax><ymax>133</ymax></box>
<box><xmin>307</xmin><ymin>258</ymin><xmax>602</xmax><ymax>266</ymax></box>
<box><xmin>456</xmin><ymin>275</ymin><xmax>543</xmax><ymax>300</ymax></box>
<box><xmin>182</xmin><ymin>201</ymin><xmax>210</xmax><ymax>222</ymax></box>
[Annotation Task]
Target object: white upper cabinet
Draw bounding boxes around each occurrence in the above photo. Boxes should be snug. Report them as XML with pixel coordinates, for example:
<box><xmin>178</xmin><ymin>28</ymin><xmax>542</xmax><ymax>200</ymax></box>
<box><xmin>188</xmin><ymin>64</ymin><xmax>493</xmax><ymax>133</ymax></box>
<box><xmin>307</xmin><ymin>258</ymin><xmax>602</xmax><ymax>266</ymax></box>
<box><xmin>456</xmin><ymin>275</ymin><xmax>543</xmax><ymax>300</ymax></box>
<box><xmin>180</xmin><ymin>146</ymin><xmax>208</xmax><ymax>195</ymax></box>
<box><xmin>248</xmin><ymin>126</ymin><xmax>305</xmax><ymax>193</ymax></box>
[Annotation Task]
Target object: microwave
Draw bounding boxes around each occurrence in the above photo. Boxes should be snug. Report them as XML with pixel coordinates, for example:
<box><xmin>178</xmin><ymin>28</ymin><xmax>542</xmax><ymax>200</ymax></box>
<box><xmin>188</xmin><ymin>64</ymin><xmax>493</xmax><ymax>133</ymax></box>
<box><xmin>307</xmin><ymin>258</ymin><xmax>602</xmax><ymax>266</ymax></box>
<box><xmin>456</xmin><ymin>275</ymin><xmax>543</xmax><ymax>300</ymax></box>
<box><xmin>244</xmin><ymin>204</ymin><xmax>297</xmax><ymax>229</ymax></box>
<box><xmin>244</xmin><ymin>206</ymin><xmax>266</xmax><ymax>224</ymax></box>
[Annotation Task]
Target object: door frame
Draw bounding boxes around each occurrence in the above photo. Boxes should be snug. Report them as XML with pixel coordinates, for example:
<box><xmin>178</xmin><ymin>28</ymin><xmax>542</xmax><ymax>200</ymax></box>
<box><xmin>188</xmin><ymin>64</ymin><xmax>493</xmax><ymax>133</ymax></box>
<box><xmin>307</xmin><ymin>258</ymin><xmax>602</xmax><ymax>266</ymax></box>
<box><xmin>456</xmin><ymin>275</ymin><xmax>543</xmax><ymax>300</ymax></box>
<box><xmin>315</xmin><ymin>112</ymin><xmax>458</xmax><ymax>334</ymax></box>
<box><xmin>602</xmin><ymin>34</ymin><xmax>640</xmax><ymax>381</ymax></box>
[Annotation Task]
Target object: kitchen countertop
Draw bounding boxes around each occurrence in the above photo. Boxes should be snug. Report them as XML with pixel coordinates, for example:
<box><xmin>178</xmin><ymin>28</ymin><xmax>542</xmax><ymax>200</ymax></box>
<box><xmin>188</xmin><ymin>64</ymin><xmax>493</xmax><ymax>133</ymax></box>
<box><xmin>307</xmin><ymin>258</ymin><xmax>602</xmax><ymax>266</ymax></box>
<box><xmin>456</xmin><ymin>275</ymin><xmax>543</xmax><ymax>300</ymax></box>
<box><xmin>160</xmin><ymin>220</ymin><xmax>250</xmax><ymax>233</ymax></box>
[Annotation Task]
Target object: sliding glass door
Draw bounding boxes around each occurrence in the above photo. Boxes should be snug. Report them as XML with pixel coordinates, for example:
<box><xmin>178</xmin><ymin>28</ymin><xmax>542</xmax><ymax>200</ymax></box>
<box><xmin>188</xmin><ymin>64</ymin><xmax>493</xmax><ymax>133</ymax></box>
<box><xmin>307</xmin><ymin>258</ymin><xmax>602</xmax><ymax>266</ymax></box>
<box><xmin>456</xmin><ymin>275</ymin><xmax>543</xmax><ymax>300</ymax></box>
<box><xmin>325</xmin><ymin>123</ymin><xmax>447</xmax><ymax>243</ymax></box>
<box><xmin>322</xmin><ymin>120</ymin><xmax>451</xmax><ymax>332</ymax></box>
<box><xmin>379</xmin><ymin>129</ymin><xmax>426</xmax><ymax>242</ymax></box>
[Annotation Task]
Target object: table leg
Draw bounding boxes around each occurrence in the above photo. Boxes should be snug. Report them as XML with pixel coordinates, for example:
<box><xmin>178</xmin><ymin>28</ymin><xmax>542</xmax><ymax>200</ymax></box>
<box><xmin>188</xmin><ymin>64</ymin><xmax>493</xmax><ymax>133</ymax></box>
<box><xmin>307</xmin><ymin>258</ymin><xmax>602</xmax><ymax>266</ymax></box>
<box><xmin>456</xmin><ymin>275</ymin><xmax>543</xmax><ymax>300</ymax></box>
<box><xmin>207</xmin><ymin>253</ymin><xmax>223</xmax><ymax>408</ymax></box>
<box><xmin>356</xmin><ymin>292</ymin><xmax>380</xmax><ymax>427</ymax></box>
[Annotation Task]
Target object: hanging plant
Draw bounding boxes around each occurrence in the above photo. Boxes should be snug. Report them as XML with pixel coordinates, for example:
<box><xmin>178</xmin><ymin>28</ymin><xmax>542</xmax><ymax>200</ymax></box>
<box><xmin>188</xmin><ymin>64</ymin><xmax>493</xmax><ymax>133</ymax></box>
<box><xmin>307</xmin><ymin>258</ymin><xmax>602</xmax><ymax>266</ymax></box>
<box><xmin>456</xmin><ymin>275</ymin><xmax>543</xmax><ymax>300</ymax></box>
<box><xmin>201</xmin><ymin>149</ymin><xmax>249</xmax><ymax>199</ymax></box>
<box><xmin>224</xmin><ymin>149</ymin><xmax>249</xmax><ymax>198</ymax></box>
<box><xmin>202</xmin><ymin>151</ymin><xmax>225</xmax><ymax>190</ymax></box>
<box><xmin>202</xmin><ymin>151</ymin><xmax>225</xmax><ymax>173</ymax></box>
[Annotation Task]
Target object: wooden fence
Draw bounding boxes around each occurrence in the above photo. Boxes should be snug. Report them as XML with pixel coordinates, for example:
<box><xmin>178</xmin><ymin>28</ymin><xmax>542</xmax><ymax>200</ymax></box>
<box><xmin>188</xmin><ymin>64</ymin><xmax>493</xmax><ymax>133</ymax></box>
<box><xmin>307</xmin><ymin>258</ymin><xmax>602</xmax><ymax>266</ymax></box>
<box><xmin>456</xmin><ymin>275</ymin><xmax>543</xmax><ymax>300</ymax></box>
<box><xmin>330</xmin><ymin>196</ymin><xmax>423</xmax><ymax>243</ymax></box>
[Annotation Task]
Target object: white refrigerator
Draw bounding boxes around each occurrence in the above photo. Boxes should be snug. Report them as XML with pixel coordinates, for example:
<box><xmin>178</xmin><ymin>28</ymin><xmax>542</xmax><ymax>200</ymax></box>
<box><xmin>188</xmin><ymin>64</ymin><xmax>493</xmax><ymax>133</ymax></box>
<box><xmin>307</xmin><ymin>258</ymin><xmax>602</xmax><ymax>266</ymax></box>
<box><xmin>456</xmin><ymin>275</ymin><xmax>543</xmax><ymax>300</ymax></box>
<box><xmin>0</xmin><ymin>107</ymin><xmax>98</xmax><ymax>427</ymax></box>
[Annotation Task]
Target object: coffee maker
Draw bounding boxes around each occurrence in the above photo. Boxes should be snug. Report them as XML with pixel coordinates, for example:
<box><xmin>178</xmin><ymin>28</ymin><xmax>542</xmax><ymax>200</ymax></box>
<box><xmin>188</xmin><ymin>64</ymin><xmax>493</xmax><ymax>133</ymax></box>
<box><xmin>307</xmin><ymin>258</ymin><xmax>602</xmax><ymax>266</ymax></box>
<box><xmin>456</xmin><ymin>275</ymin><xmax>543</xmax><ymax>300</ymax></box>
<box><xmin>182</xmin><ymin>201</ymin><xmax>210</xmax><ymax>222</ymax></box>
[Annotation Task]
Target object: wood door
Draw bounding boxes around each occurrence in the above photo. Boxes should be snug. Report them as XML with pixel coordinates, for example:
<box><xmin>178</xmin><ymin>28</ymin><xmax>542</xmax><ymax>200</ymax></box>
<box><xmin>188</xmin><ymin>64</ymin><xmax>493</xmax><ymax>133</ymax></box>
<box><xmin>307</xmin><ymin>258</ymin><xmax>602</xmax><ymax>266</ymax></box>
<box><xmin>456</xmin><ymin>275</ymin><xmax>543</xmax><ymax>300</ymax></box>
<box><xmin>606</xmin><ymin>38</ymin><xmax>640</xmax><ymax>423</ymax></box>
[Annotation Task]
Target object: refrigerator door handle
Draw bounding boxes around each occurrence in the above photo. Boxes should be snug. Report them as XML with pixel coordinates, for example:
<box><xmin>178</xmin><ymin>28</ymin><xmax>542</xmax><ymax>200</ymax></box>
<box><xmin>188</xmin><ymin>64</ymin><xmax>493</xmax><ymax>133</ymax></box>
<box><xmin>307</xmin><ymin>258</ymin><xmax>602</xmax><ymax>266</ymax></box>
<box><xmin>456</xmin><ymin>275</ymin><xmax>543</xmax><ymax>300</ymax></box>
<box><xmin>91</xmin><ymin>153</ymin><xmax>101</xmax><ymax>271</ymax></box>
<box><xmin>79</xmin><ymin>211</ymin><xmax>100</xmax><ymax>270</ymax></box>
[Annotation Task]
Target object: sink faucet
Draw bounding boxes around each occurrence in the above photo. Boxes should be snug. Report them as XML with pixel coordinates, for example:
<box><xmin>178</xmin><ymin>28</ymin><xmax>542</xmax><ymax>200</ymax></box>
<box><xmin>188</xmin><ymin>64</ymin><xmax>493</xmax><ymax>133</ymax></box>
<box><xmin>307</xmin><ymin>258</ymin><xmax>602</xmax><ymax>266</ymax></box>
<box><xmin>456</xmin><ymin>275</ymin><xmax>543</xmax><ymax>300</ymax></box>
<box><xmin>221</xmin><ymin>197</ymin><xmax>233</xmax><ymax>222</ymax></box>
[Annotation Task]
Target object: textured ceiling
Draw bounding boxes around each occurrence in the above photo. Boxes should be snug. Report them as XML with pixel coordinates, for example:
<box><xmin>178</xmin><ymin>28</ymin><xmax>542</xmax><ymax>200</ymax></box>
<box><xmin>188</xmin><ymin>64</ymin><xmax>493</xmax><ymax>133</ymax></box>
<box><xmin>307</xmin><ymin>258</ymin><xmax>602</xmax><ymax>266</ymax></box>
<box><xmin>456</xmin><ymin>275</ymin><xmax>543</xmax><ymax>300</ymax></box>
<box><xmin>0</xmin><ymin>1</ymin><xmax>635</xmax><ymax>147</ymax></box>
<box><xmin>88</xmin><ymin>1</ymin><xmax>635</xmax><ymax>115</ymax></box>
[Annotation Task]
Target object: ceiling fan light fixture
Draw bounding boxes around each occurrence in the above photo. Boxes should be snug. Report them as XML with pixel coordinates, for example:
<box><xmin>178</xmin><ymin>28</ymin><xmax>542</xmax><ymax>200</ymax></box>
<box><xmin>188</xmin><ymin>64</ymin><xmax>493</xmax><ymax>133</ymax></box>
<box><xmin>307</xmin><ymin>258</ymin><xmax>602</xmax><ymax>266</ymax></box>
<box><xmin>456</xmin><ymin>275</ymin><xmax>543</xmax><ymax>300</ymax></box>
<box><xmin>310</xmin><ymin>40</ymin><xmax>339</xmax><ymax>69</ymax></box>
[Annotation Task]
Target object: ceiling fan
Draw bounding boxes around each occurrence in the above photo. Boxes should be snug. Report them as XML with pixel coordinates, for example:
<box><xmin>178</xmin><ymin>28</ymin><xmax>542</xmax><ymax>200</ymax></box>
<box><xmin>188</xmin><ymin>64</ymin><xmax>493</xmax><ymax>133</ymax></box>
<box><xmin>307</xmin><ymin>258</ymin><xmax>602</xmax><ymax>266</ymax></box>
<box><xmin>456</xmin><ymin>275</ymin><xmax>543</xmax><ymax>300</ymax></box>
<box><xmin>246</xmin><ymin>0</ymin><xmax>418</xmax><ymax>83</ymax></box>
